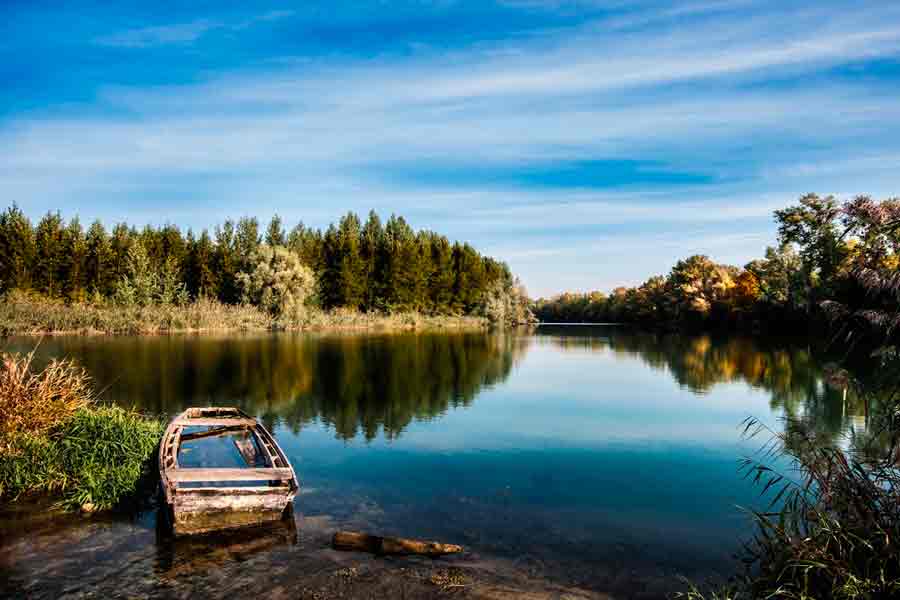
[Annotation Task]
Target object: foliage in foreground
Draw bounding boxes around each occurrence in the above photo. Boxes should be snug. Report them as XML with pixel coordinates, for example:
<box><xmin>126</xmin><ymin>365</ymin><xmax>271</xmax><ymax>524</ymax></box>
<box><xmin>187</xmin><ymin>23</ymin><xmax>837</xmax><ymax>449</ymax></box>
<box><xmin>1</xmin><ymin>350</ymin><xmax>163</xmax><ymax>511</ymax></box>
<box><xmin>0</xmin><ymin>349</ymin><xmax>93</xmax><ymax>452</ymax></box>
<box><xmin>0</xmin><ymin>406</ymin><xmax>164</xmax><ymax>511</ymax></box>
<box><xmin>681</xmin><ymin>225</ymin><xmax>900</xmax><ymax>600</ymax></box>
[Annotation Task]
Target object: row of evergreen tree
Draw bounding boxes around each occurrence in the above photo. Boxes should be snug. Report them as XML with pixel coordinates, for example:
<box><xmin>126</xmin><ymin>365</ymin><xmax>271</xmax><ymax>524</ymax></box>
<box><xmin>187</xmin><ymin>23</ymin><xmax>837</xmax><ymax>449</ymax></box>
<box><xmin>0</xmin><ymin>205</ymin><xmax>514</xmax><ymax>315</ymax></box>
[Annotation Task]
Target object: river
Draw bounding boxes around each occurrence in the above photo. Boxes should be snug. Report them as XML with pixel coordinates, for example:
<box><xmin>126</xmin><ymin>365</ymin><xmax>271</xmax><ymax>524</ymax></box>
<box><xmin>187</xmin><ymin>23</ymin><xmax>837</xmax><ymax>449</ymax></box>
<box><xmin>0</xmin><ymin>326</ymin><xmax>861</xmax><ymax>599</ymax></box>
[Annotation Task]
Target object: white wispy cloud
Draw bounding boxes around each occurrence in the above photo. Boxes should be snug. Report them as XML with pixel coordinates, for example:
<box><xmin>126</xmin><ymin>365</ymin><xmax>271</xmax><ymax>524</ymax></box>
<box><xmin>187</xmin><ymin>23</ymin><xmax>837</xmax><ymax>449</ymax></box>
<box><xmin>94</xmin><ymin>10</ymin><xmax>295</xmax><ymax>48</ymax></box>
<box><xmin>94</xmin><ymin>20</ymin><xmax>219</xmax><ymax>48</ymax></box>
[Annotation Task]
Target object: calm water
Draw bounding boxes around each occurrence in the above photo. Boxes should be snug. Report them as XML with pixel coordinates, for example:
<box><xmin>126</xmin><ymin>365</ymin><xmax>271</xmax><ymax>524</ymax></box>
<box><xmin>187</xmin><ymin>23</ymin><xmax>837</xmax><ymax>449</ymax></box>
<box><xmin>0</xmin><ymin>326</ymin><xmax>860</xmax><ymax>598</ymax></box>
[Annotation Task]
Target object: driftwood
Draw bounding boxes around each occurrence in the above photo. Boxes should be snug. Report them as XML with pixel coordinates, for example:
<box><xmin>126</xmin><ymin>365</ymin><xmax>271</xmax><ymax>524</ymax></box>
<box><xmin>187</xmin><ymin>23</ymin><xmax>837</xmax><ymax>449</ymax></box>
<box><xmin>332</xmin><ymin>531</ymin><xmax>463</xmax><ymax>557</ymax></box>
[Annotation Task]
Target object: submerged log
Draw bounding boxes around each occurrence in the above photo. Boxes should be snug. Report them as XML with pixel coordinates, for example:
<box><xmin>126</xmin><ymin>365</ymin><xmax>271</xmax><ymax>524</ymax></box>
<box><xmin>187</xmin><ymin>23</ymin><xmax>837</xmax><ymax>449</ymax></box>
<box><xmin>332</xmin><ymin>531</ymin><xmax>463</xmax><ymax>557</ymax></box>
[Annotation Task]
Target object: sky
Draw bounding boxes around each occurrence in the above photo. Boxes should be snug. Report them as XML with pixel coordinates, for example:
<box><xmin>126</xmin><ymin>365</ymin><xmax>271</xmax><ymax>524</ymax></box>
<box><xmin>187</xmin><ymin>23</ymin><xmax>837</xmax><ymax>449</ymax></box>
<box><xmin>3</xmin><ymin>1</ymin><xmax>900</xmax><ymax>297</ymax></box>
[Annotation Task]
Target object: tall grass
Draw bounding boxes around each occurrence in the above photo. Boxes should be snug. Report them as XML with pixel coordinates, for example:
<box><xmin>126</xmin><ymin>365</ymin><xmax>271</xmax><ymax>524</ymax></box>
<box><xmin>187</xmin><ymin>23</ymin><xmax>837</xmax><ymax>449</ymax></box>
<box><xmin>0</xmin><ymin>407</ymin><xmax>164</xmax><ymax>511</ymax></box>
<box><xmin>0</xmin><ymin>348</ymin><xmax>164</xmax><ymax>511</ymax></box>
<box><xmin>0</xmin><ymin>290</ymin><xmax>489</xmax><ymax>335</ymax></box>
<box><xmin>0</xmin><ymin>289</ymin><xmax>271</xmax><ymax>335</ymax></box>
<box><xmin>680</xmin><ymin>349</ymin><xmax>900</xmax><ymax>600</ymax></box>
<box><xmin>0</xmin><ymin>348</ymin><xmax>93</xmax><ymax>452</ymax></box>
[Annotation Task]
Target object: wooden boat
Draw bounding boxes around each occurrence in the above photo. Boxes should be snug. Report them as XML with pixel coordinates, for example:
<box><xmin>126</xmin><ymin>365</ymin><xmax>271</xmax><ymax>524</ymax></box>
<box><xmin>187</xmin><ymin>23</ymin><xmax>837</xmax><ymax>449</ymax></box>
<box><xmin>159</xmin><ymin>407</ymin><xmax>299</xmax><ymax>536</ymax></box>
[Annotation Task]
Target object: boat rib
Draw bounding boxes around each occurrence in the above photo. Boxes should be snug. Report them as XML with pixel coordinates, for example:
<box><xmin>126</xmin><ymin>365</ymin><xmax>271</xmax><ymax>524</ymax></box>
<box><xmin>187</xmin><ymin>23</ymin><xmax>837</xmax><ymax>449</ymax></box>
<box><xmin>159</xmin><ymin>407</ymin><xmax>299</xmax><ymax>535</ymax></box>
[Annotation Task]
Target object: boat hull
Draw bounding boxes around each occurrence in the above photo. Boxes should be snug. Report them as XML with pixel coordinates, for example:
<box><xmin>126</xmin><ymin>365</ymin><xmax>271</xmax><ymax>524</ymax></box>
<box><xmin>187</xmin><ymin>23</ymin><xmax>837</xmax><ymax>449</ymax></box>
<box><xmin>158</xmin><ymin>407</ymin><xmax>300</xmax><ymax>536</ymax></box>
<box><xmin>171</xmin><ymin>488</ymin><xmax>293</xmax><ymax>536</ymax></box>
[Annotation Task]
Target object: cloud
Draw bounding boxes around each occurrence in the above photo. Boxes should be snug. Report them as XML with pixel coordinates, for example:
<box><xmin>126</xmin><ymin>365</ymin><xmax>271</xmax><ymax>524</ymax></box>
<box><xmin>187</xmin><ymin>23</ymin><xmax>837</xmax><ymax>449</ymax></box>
<box><xmin>93</xmin><ymin>10</ymin><xmax>295</xmax><ymax>48</ymax></box>
<box><xmin>6</xmin><ymin>0</ymin><xmax>900</xmax><ymax>295</ymax></box>
<box><xmin>94</xmin><ymin>20</ymin><xmax>218</xmax><ymax>48</ymax></box>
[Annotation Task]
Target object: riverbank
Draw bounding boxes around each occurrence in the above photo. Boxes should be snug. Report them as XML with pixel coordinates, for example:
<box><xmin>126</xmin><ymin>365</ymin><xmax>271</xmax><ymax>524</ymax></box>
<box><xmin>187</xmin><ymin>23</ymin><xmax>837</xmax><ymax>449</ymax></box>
<box><xmin>0</xmin><ymin>349</ymin><xmax>163</xmax><ymax>512</ymax></box>
<box><xmin>0</xmin><ymin>500</ymin><xmax>612</xmax><ymax>600</ymax></box>
<box><xmin>0</xmin><ymin>291</ymin><xmax>489</xmax><ymax>336</ymax></box>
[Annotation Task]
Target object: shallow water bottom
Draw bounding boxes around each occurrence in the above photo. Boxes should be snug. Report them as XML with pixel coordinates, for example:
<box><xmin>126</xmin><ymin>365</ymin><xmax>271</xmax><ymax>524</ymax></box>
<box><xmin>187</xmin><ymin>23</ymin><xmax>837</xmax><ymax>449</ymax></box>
<box><xmin>2</xmin><ymin>327</ymin><xmax>846</xmax><ymax>598</ymax></box>
<box><xmin>0</xmin><ymin>484</ymin><xmax>727</xmax><ymax>600</ymax></box>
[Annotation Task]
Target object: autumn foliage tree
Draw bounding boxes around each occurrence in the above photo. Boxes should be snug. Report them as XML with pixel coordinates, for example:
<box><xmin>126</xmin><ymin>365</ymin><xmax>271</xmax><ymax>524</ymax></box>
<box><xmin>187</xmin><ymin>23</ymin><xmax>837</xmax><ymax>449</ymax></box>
<box><xmin>533</xmin><ymin>193</ymin><xmax>900</xmax><ymax>334</ymax></box>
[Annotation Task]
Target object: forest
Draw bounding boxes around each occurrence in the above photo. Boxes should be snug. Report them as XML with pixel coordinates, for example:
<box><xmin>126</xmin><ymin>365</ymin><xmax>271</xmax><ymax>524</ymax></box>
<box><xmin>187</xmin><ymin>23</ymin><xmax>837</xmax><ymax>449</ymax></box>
<box><xmin>0</xmin><ymin>207</ymin><xmax>532</xmax><ymax>327</ymax></box>
<box><xmin>533</xmin><ymin>194</ymin><xmax>900</xmax><ymax>344</ymax></box>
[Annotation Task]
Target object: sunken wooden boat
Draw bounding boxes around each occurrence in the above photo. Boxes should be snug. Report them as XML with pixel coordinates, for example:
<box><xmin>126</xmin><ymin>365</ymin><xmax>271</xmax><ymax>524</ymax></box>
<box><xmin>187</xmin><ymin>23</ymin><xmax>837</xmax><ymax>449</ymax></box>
<box><xmin>159</xmin><ymin>407</ymin><xmax>299</xmax><ymax>536</ymax></box>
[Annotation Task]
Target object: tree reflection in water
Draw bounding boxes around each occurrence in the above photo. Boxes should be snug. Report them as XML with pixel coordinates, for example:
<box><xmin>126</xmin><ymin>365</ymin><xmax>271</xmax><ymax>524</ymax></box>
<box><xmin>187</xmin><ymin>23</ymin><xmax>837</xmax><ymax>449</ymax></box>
<box><xmin>14</xmin><ymin>331</ymin><xmax>529</xmax><ymax>441</ymax></box>
<box><xmin>538</xmin><ymin>325</ymin><xmax>875</xmax><ymax>447</ymax></box>
<box><xmin>12</xmin><ymin>326</ymin><xmax>879</xmax><ymax>447</ymax></box>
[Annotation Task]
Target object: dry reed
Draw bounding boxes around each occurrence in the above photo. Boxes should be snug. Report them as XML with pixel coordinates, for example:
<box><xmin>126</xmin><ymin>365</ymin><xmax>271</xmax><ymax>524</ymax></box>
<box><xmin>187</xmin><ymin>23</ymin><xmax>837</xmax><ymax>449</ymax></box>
<box><xmin>0</xmin><ymin>348</ymin><xmax>94</xmax><ymax>453</ymax></box>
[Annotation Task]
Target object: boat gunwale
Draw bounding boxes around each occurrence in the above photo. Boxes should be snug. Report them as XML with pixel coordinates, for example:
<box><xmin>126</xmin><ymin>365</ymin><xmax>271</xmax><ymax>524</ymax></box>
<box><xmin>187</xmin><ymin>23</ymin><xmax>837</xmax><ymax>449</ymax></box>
<box><xmin>158</xmin><ymin>407</ymin><xmax>299</xmax><ymax>505</ymax></box>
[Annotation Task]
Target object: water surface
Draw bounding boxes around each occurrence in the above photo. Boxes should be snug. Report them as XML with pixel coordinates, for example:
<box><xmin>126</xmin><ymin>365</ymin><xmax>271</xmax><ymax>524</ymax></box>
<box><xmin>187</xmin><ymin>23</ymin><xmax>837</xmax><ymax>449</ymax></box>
<box><xmin>1</xmin><ymin>326</ymin><xmax>861</xmax><ymax>598</ymax></box>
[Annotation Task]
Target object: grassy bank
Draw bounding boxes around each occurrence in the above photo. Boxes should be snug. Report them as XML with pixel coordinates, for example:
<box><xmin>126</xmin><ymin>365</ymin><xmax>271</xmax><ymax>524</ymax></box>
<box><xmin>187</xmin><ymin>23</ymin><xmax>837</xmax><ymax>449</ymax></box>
<box><xmin>0</xmin><ymin>350</ymin><xmax>163</xmax><ymax>511</ymax></box>
<box><xmin>0</xmin><ymin>290</ymin><xmax>488</xmax><ymax>336</ymax></box>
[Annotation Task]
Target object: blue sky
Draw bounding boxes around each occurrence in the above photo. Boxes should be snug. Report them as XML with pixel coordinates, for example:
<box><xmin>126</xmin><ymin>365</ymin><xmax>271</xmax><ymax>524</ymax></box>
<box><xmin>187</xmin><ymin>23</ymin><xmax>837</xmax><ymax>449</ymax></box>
<box><xmin>3</xmin><ymin>0</ymin><xmax>900</xmax><ymax>296</ymax></box>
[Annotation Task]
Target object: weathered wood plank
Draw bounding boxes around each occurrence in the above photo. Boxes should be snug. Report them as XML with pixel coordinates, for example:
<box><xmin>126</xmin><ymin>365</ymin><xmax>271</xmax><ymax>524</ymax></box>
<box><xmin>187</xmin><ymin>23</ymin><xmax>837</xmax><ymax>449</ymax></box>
<box><xmin>179</xmin><ymin>425</ymin><xmax>248</xmax><ymax>442</ymax></box>
<box><xmin>168</xmin><ymin>467</ymin><xmax>294</xmax><ymax>482</ymax></box>
<box><xmin>173</xmin><ymin>417</ymin><xmax>257</xmax><ymax>427</ymax></box>
<box><xmin>176</xmin><ymin>486</ymin><xmax>288</xmax><ymax>494</ymax></box>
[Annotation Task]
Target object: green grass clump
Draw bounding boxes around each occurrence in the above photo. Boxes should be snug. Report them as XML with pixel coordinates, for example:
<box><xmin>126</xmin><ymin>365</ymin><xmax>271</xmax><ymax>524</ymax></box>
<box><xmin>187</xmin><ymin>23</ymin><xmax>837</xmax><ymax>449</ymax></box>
<box><xmin>0</xmin><ymin>406</ymin><xmax>164</xmax><ymax>511</ymax></box>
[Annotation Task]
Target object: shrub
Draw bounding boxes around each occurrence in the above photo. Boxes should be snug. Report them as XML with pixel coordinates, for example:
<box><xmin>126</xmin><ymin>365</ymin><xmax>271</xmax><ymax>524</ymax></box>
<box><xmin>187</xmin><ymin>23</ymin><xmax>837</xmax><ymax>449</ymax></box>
<box><xmin>0</xmin><ymin>349</ymin><xmax>163</xmax><ymax>511</ymax></box>
<box><xmin>237</xmin><ymin>245</ymin><xmax>316</xmax><ymax>319</ymax></box>
<box><xmin>0</xmin><ymin>348</ymin><xmax>93</xmax><ymax>452</ymax></box>
<box><xmin>0</xmin><ymin>406</ymin><xmax>164</xmax><ymax>511</ymax></box>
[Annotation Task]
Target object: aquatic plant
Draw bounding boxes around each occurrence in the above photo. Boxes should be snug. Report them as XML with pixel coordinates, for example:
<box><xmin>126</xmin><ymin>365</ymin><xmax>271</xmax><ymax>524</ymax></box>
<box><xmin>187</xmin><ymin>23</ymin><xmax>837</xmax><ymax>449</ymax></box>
<box><xmin>0</xmin><ymin>347</ymin><xmax>93</xmax><ymax>452</ymax></box>
<box><xmin>0</xmin><ymin>406</ymin><xmax>164</xmax><ymax>511</ymax></box>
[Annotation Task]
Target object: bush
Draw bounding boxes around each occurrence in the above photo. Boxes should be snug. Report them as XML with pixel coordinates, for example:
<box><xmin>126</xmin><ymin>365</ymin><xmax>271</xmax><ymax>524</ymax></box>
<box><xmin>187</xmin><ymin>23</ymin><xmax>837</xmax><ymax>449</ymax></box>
<box><xmin>0</xmin><ymin>406</ymin><xmax>164</xmax><ymax>511</ymax></box>
<box><xmin>237</xmin><ymin>245</ymin><xmax>316</xmax><ymax>319</ymax></box>
<box><xmin>0</xmin><ymin>348</ymin><xmax>93</xmax><ymax>452</ymax></box>
<box><xmin>0</xmin><ymin>349</ymin><xmax>164</xmax><ymax>511</ymax></box>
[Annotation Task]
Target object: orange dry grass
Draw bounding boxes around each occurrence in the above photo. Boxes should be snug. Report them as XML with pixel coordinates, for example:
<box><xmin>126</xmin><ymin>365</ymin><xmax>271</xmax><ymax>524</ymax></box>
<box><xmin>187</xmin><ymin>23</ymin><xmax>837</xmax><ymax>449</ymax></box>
<box><xmin>0</xmin><ymin>350</ymin><xmax>94</xmax><ymax>452</ymax></box>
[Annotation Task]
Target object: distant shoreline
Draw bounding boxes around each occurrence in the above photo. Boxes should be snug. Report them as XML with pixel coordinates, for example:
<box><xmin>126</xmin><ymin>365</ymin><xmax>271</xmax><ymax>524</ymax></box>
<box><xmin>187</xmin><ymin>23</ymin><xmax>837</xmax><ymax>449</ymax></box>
<box><xmin>536</xmin><ymin>322</ymin><xmax>624</xmax><ymax>326</ymax></box>
<box><xmin>0</xmin><ymin>291</ymin><xmax>491</xmax><ymax>337</ymax></box>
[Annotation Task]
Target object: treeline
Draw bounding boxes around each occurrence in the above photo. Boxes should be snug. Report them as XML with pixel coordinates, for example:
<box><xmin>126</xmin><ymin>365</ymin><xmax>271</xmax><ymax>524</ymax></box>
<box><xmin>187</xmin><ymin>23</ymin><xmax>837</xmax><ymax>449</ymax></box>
<box><xmin>534</xmin><ymin>194</ymin><xmax>899</xmax><ymax>341</ymax></box>
<box><xmin>0</xmin><ymin>206</ymin><xmax>530</xmax><ymax>321</ymax></box>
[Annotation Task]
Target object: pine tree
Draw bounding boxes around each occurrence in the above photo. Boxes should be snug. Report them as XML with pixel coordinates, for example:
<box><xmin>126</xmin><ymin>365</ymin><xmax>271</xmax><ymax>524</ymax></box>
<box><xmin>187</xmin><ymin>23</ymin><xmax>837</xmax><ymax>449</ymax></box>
<box><xmin>187</xmin><ymin>229</ymin><xmax>217</xmax><ymax>298</ymax></box>
<box><xmin>59</xmin><ymin>217</ymin><xmax>87</xmax><ymax>301</ymax></box>
<box><xmin>109</xmin><ymin>223</ymin><xmax>133</xmax><ymax>296</ymax></box>
<box><xmin>0</xmin><ymin>204</ymin><xmax>510</xmax><ymax>317</ymax></box>
<box><xmin>84</xmin><ymin>220</ymin><xmax>111</xmax><ymax>297</ymax></box>
<box><xmin>159</xmin><ymin>224</ymin><xmax>186</xmax><ymax>283</ymax></box>
<box><xmin>320</xmin><ymin>224</ymin><xmax>341</xmax><ymax>308</ymax></box>
<box><xmin>214</xmin><ymin>220</ymin><xmax>239</xmax><ymax>303</ymax></box>
<box><xmin>33</xmin><ymin>212</ymin><xmax>65</xmax><ymax>296</ymax></box>
<box><xmin>337</xmin><ymin>212</ymin><xmax>365</xmax><ymax>309</ymax></box>
<box><xmin>428</xmin><ymin>233</ymin><xmax>455</xmax><ymax>313</ymax></box>
<box><xmin>383</xmin><ymin>215</ymin><xmax>418</xmax><ymax>311</ymax></box>
<box><xmin>0</xmin><ymin>204</ymin><xmax>35</xmax><ymax>292</ymax></box>
<box><xmin>452</xmin><ymin>243</ymin><xmax>486</xmax><ymax>313</ymax></box>
<box><xmin>139</xmin><ymin>225</ymin><xmax>161</xmax><ymax>270</ymax></box>
<box><xmin>360</xmin><ymin>211</ymin><xmax>384</xmax><ymax>311</ymax></box>
<box><xmin>265</xmin><ymin>214</ymin><xmax>286</xmax><ymax>247</ymax></box>
<box><xmin>184</xmin><ymin>230</ymin><xmax>199</xmax><ymax>295</ymax></box>
<box><xmin>235</xmin><ymin>217</ymin><xmax>260</xmax><ymax>272</ymax></box>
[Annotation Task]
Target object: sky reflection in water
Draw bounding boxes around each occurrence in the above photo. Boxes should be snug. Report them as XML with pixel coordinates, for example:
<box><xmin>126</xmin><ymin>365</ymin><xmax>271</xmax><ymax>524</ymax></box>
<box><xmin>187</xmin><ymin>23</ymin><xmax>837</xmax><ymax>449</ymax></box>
<box><xmin>2</xmin><ymin>326</ymin><xmax>858</xmax><ymax>596</ymax></box>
